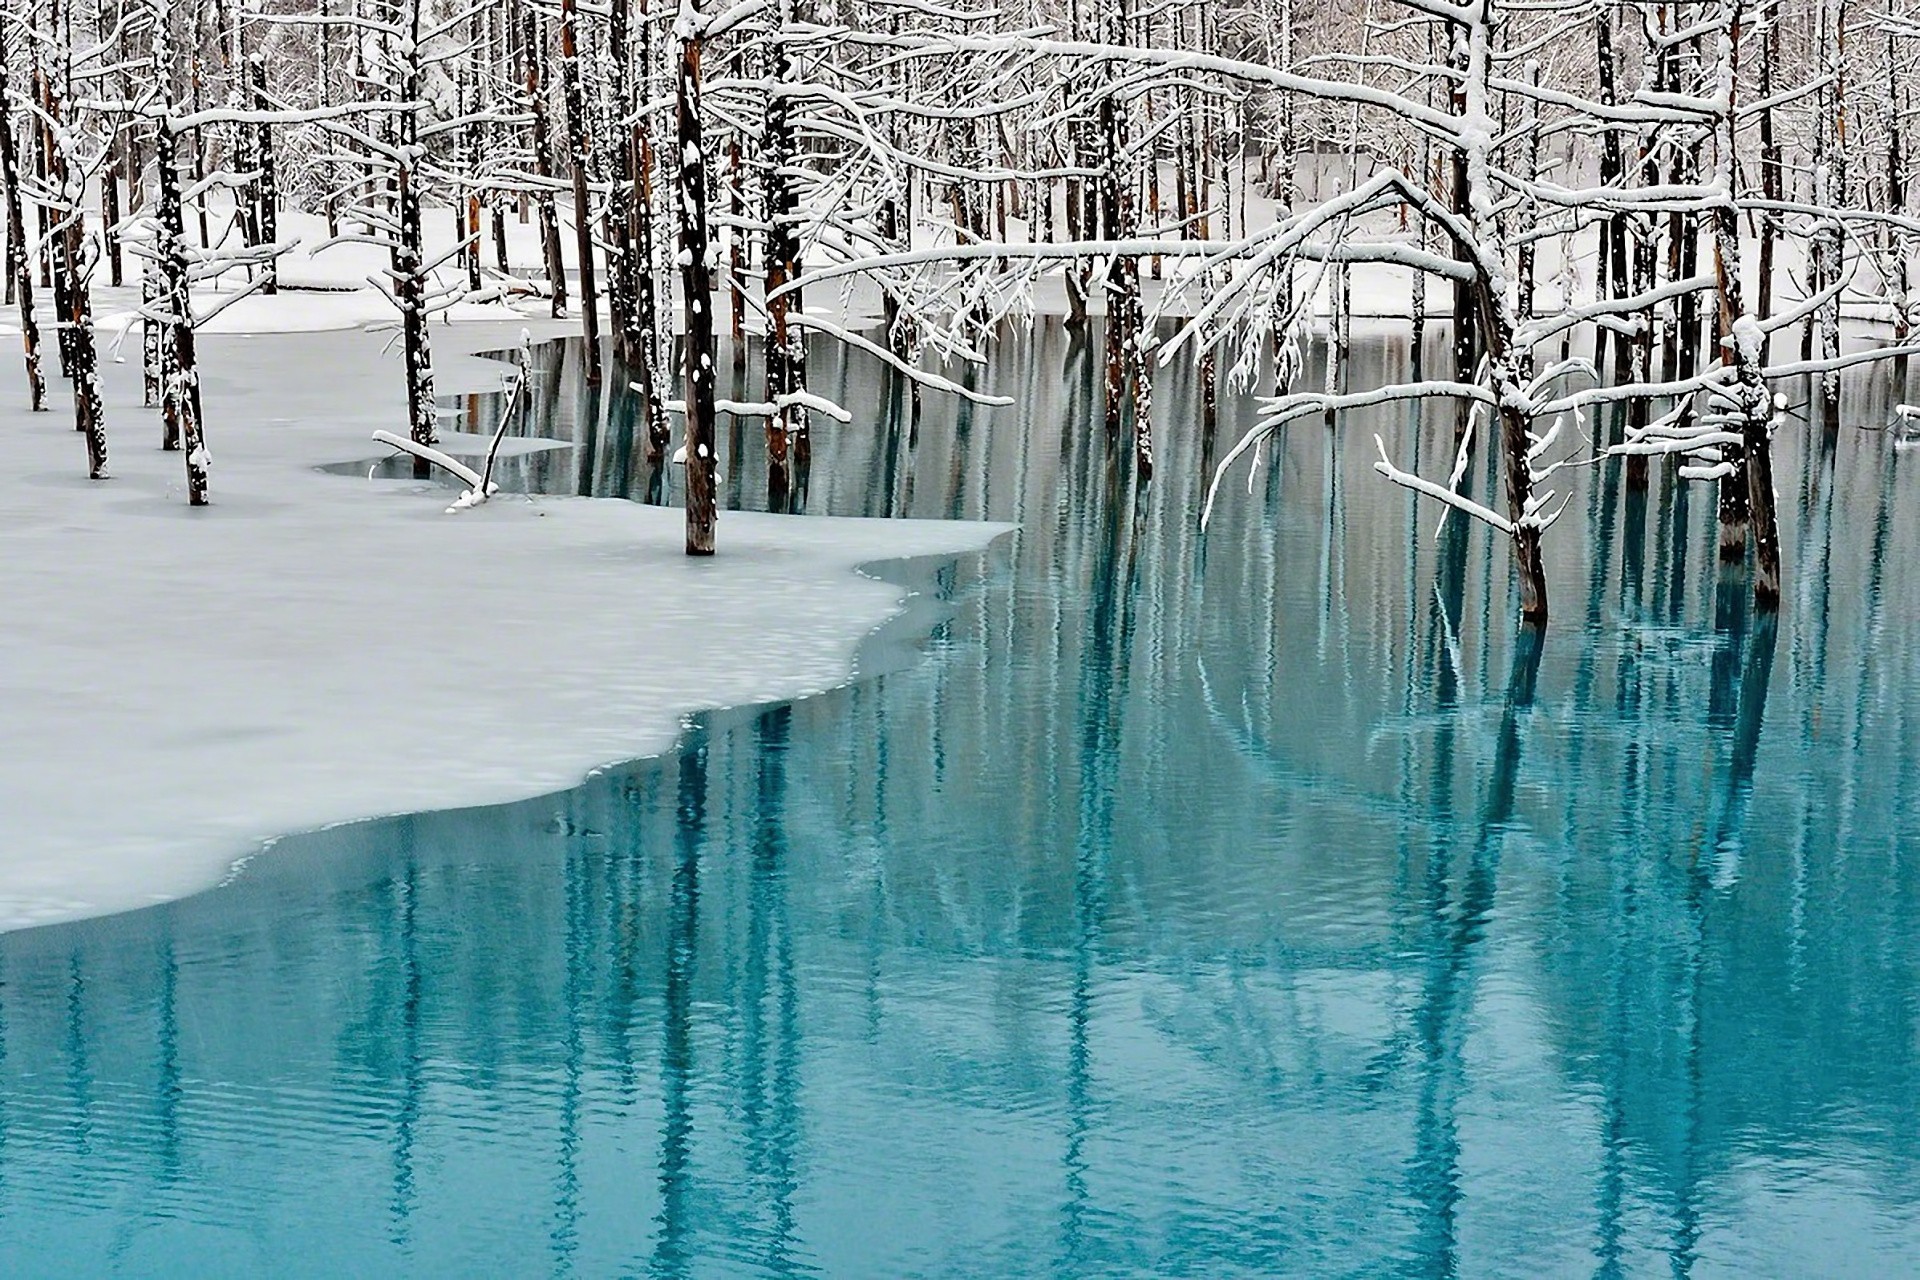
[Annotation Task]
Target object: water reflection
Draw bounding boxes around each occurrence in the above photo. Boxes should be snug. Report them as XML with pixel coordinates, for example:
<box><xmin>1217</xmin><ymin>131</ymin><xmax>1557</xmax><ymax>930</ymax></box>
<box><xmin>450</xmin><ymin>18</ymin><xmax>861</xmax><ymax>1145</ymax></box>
<box><xmin>1</xmin><ymin>326</ymin><xmax>1919</xmax><ymax>1276</ymax></box>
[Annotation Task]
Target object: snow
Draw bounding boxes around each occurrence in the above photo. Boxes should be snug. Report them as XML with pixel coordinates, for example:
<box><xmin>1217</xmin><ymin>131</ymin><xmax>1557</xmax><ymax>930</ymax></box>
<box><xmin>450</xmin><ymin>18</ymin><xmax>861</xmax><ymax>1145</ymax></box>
<box><xmin>0</xmin><ymin>320</ymin><xmax>1008</xmax><ymax>931</ymax></box>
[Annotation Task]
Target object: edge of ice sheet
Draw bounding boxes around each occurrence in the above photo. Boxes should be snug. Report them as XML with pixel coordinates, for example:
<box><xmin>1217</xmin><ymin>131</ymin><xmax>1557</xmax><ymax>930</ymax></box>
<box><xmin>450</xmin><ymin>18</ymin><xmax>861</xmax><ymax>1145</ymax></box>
<box><xmin>0</xmin><ymin>322</ymin><xmax>1010</xmax><ymax>931</ymax></box>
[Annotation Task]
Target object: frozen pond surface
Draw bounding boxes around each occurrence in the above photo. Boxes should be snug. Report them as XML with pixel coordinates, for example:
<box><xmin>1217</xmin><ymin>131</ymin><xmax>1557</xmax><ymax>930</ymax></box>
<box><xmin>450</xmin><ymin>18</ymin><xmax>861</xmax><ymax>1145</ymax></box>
<box><xmin>2</xmin><ymin>324</ymin><xmax>1919</xmax><ymax>1276</ymax></box>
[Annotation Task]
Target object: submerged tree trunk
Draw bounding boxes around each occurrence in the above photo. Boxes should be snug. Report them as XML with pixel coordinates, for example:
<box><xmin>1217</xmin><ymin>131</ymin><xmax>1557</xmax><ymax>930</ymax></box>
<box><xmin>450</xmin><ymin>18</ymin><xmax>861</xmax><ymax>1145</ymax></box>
<box><xmin>1096</xmin><ymin>0</ymin><xmax>1150</xmax><ymax>477</ymax></box>
<box><xmin>1708</xmin><ymin>0</ymin><xmax>1779</xmax><ymax>605</ymax></box>
<box><xmin>1463</xmin><ymin>3</ymin><xmax>1543</xmax><ymax>621</ymax></box>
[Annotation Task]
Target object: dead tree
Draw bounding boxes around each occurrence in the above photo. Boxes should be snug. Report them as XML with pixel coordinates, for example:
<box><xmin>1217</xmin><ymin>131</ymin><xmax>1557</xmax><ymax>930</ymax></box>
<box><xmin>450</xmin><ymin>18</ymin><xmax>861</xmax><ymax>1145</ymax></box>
<box><xmin>558</xmin><ymin>0</ymin><xmax>601</xmax><ymax>382</ymax></box>
<box><xmin>762</xmin><ymin>0</ymin><xmax>805</xmax><ymax>510</ymax></box>
<box><xmin>140</xmin><ymin>0</ymin><xmax>207</xmax><ymax>502</ymax></box>
<box><xmin>523</xmin><ymin>10</ymin><xmax>568</xmax><ymax>316</ymax></box>
<box><xmin>677</xmin><ymin>0</ymin><xmax>716</xmax><ymax>554</ymax></box>
<box><xmin>34</xmin><ymin>0</ymin><xmax>107</xmax><ymax>477</ymax></box>
<box><xmin>0</xmin><ymin>15</ymin><xmax>46</xmax><ymax>411</ymax></box>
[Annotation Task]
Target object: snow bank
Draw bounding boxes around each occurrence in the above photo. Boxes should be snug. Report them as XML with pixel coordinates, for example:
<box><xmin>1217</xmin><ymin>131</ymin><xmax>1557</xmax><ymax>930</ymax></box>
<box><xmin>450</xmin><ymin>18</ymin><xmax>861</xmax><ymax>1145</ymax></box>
<box><xmin>0</xmin><ymin>322</ymin><xmax>1008</xmax><ymax>930</ymax></box>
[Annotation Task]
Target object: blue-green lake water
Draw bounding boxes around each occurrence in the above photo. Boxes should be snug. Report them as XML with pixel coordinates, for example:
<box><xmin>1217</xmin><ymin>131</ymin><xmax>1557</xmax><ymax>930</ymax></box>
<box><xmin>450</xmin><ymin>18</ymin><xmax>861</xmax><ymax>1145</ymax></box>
<box><xmin>5</xmin><ymin>324</ymin><xmax>1920</xmax><ymax>1276</ymax></box>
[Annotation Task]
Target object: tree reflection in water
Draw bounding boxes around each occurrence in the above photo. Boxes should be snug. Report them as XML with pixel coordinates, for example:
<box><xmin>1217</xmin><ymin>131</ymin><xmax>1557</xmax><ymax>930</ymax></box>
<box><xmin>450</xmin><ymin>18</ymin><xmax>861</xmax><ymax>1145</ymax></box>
<box><xmin>0</xmin><ymin>325</ymin><xmax>1917</xmax><ymax>1276</ymax></box>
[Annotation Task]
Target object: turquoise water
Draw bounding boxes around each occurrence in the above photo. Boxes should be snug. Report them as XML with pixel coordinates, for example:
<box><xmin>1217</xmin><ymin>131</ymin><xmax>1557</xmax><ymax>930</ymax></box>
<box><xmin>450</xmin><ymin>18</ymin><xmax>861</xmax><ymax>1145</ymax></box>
<box><xmin>5</xmin><ymin>326</ymin><xmax>1920</xmax><ymax>1277</ymax></box>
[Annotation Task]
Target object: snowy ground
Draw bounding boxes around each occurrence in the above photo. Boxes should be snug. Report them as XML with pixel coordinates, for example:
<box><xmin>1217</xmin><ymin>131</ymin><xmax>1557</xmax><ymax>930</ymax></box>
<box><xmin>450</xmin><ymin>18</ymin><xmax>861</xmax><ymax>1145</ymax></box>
<box><xmin>0</xmin><ymin>312</ymin><xmax>1008</xmax><ymax>931</ymax></box>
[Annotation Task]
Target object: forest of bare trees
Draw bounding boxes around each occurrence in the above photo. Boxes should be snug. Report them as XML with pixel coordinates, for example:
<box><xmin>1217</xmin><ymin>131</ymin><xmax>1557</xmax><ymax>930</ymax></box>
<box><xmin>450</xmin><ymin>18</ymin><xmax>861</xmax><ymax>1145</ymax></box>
<box><xmin>4</xmin><ymin>0</ymin><xmax>1916</xmax><ymax>620</ymax></box>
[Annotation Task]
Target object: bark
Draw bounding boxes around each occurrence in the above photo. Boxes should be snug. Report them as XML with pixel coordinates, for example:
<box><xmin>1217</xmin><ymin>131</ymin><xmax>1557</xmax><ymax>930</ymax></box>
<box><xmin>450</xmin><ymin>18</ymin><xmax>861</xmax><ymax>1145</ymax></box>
<box><xmin>101</xmin><ymin>91</ymin><xmax>121</xmax><ymax>286</ymax></box>
<box><xmin>34</xmin><ymin>63</ymin><xmax>71</xmax><ymax>380</ymax></box>
<box><xmin>150</xmin><ymin>0</ymin><xmax>207</xmax><ymax>504</ymax></box>
<box><xmin>1709</xmin><ymin>0</ymin><xmax>1779</xmax><ymax>602</ymax></box>
<box><xmin>1755</xmin><ymin>10</ymin><xmax>1779</xmax><ymax>353</ymax></box>
<box><xmin>727</xmin><ymin>94</ymin><xmax>744</xmax><ymax>345</ymax></box>
<box><xmin>42</xmin><ymin>14</ymin><xmax>106</xmax><ymax>478</ymax></box>
<box><xmin>1447</xmin><ymin>19</ymin><xmax>1476</xmax><ymax>429</ymax></box>
<box><xmin>1515</xmin><ymin>59</ymin><xmax>1541</xmax><ymax>323</ymax></box>
<box><xmin>677</xmin><ymin>19</ymin><xmax>717</xmax><ymax>554</ymax></box>
<box><xmin>1474</xmin><ymin>292</ymin><xmax>1548</xmax><ymax>622</ymax></box>
<box><xmin>559</xmin><ymin>0</ymin><xmax>602</xmax><ymax>382</ymax></box>
<box><xmin>144</xmin><ymin>260</ymin><xmax>165</xmax><ymax>422</ymax></box>
<box><xmin>605</xmin><ymin>0</ymin><xmax>643</xmax><ymax>363</ymax></box>
<box><xmin>252</xmin><ymin>57</ymin><xmax>276</xmax><ymax>295</ymax></box>
<box><xmin>764</xmin><ymin>0</ymin><xmax>806</xmax><ymax>511</ymax></box>
<box><xmin>524</xmin><ymin>11</ymin><xmax>569</xmax><ymax>318</ymax></box>
<box><xmin>1890</xmin><ymin>35</ymin><xmax>1909</xmax><ymax>349</ymax></box>
<box><xmin>0</xmin><ymin>24</ymin><xmax>46</xmax><ymax>413</ymax></box>
<box><xmin>634</xmin><ymin>0</ymin><xmax>671</xmax><ymax>469</ymax></box>
<box><xmin>394</xmin><ymin>0</ymin><xmax>435</xmax><ymax>461</ymax></box>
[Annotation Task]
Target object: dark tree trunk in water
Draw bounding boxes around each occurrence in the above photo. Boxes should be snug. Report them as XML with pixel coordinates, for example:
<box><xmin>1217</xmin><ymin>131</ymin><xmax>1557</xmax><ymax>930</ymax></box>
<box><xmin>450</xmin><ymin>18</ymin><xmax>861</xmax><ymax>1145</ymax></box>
<box><xmin>1703</xmin><ymin>1</ymin><xmax>1777</xmax><ymax>601</ymax></box>
<box><xmin>677</xmin><ymin>22</ymin><xmax>716</xmax><ymax>555</ymax></box>
<box><xmin>559</xmin><ymin>0</ymin><xmax>601</xmax><ymax>383</ymax></box>
<box><xmin>1480</xmin><ymin>311</ymin><xmax>1548</xmax><ymax>624</ymax></box>
<box><xmin>1714</xmin><ymin>15</ymin><xmax>1751</xmax><ymax>571</ymax></box>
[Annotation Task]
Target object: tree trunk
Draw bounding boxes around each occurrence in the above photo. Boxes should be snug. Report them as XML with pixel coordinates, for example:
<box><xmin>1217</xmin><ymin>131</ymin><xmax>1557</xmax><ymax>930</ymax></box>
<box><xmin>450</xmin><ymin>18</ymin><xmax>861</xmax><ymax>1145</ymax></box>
<box><xmin>763</xmin><ymin>0</ymin><xmax>806</xmax><ymax>511</ymax></box>
<box><xmin>43</xmin><ymin>18</ymin><xmax>106</xmax><ymax>478</ymax></box>
<box><xmin>559</xmin><ymin>0</ymin><xmax>602</xmax><ymax>383</ymax></box>
<box><xmin>605</xmin><ymin>0</ymin><xmax>643</xmax><ymax>364</ymax></box>
<box><xmin>150</xmin><ymin>0</ymin><xmax>207</xmax><ymax>503</ymax></box>
<box><xmin>524</xmin><ymin>11</ymin><xmax>569</xmax><ymax>318</ymax></box>
<box><xmin>0</xmin><ymin>22</ymin><xmax>46</xmax><ymax>413</ymax></box>
<box><xmin>396</xmin><ymin>0</ymin><xmax>435</xmax><ymax>464</ymax></box>
<box><xmin>253</xmin><ymin>57</ymin><xmax>277</xmax><ymax>295</ymax></box>
<box><xmin>634</xmin><ymin>0</ymin><xmax>671</xmax><ymax>470</ymax></box>
<box><xmin>677</xmin><ymin>21</ymin><xmax>716</xmax><ymax>554</ymax></box>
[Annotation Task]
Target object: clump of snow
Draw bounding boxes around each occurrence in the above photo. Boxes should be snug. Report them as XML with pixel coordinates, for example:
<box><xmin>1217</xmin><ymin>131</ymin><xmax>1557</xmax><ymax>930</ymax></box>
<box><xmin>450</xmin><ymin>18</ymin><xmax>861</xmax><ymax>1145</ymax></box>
<box><xmin>0</xmin><ymin>322</ymin><xmax>1007</xmax><ymax>930</ymax></box>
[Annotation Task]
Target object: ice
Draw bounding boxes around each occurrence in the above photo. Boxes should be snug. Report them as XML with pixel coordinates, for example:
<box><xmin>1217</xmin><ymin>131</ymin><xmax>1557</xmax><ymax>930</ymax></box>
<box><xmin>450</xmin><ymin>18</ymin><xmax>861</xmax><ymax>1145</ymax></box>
<box><xmin>0</xmin><ymin>321</ymin><xmax>1008</xmax><ymax>931</ymax></box>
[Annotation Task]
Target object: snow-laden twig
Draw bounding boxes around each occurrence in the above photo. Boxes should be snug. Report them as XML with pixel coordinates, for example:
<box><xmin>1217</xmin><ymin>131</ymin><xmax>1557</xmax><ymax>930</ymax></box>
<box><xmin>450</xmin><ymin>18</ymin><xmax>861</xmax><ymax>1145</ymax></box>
<box><xmin>372</xmin><ymin>431</ymin><xmax>502</xmax><ymax>512</ymax></box>
<box><xmin>1373</xmin><ymin>434</ymin><xmax>1516</xmax><ymax>536</ymax></box>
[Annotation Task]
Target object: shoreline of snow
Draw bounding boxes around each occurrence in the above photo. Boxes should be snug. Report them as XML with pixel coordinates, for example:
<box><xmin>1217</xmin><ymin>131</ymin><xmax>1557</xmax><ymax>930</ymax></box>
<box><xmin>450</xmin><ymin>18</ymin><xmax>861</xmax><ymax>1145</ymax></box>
<box><xmin>23</xmin><ymin>192</ymin><xmax>1915</xmax><ymax>351</ymax></box>
<box><xmin>0</xmin><ymin>317</ymin><xmax>1010</xmax><ymax>932</ymax></box>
